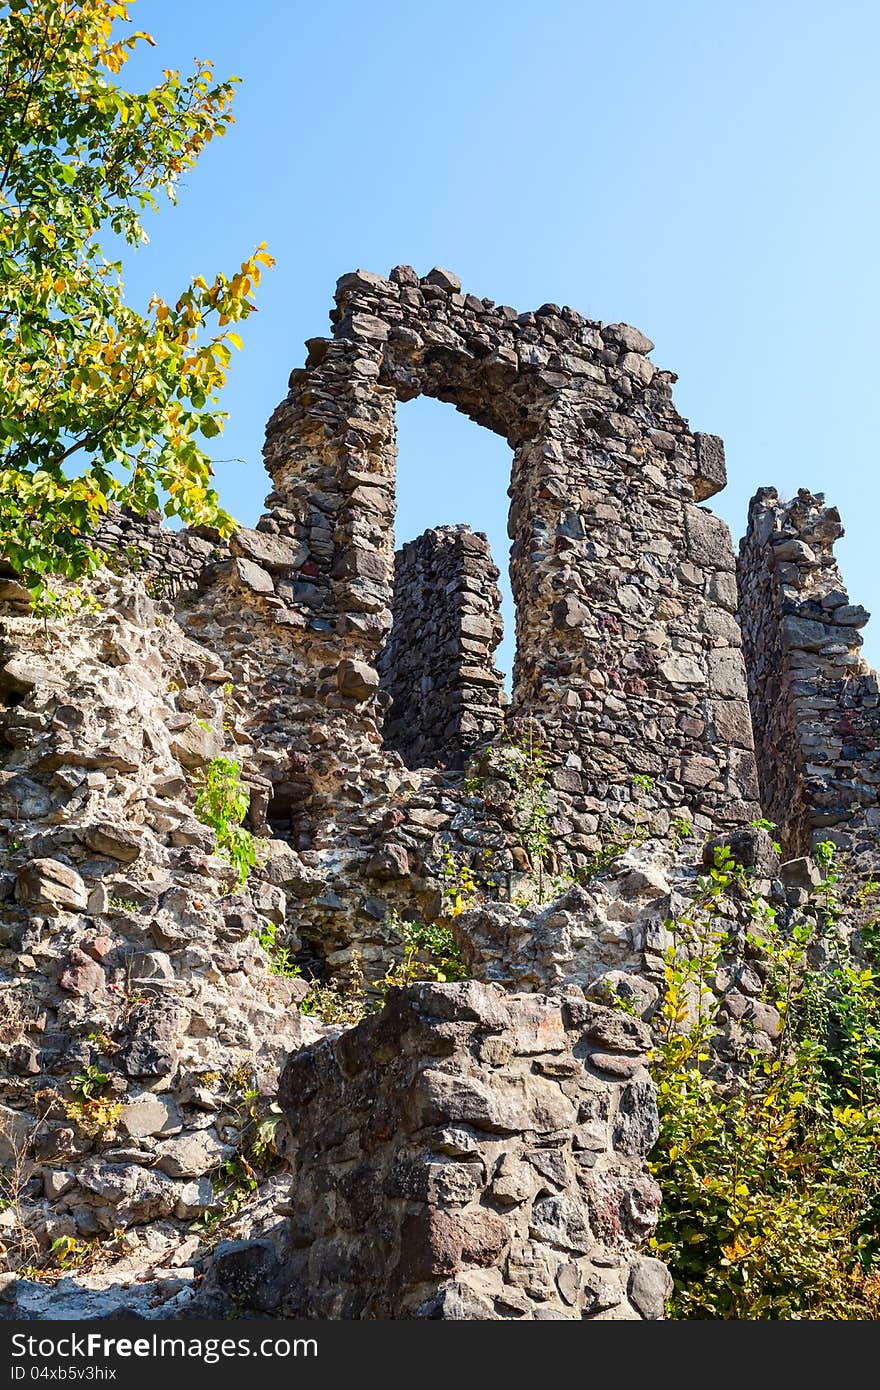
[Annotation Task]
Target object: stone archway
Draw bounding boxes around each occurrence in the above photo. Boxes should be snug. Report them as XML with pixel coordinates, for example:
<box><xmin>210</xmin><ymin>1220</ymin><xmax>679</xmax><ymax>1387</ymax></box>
<box><xmin>261</xmin><ymin>264</ymin><xmax>759</xmax><ymax>831</ymax></box>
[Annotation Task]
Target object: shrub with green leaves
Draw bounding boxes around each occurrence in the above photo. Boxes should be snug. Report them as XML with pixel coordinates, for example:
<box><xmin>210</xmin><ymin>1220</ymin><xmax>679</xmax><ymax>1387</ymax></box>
<box><xmin>194</xmin><ymin>755</ymin><xmax>257</xmax><ymax>885</ymax></box>
<box><xmin>381</xmin><ymin>911</ymin><xmax>467</xmax><ymax>991</ymax></box>
<box><xmin>254</xmin><ymin>920</ymin><xmax>299</xmax><ymax>978</ymax></box>
<box><xmin>649</xmin><ymin>843</ymin><xmax>880</xmax><ymax>1319</ymax></box>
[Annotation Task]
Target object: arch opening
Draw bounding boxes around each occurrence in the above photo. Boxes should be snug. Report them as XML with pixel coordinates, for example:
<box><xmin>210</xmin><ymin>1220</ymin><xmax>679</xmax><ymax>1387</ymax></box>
<box><xmin>377</xmin><ymin>394</ymin><xmax>513</xmax><ymax>771</ymax></box>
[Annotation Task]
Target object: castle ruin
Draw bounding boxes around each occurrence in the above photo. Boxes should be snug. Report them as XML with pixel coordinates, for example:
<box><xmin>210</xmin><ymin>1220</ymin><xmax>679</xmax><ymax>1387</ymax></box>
<box><xmin>1</xmin><ymin>266</ymin><xmax>877</xmax><ymax>1320</ymax></box>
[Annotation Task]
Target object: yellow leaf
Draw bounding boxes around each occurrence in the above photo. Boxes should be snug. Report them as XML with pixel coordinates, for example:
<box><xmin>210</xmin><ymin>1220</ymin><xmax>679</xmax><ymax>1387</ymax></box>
<box><xmin>226</xmin><ymin>331</ymin><xmax>243</xmax><ymax>350</ymax></box>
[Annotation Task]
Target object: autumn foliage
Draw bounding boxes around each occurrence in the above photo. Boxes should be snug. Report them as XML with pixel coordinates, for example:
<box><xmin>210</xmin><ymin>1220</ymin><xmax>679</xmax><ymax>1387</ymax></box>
<box><xmin>0</xmin><ymin>0</ymin><xmax>272</xmax><ymax>591</ymax></box>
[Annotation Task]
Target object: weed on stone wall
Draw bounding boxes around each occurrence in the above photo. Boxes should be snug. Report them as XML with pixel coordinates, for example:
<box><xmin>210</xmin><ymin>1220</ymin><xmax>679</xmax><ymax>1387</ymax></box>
<box><xmin>253</xmin><ymin>921</ymin><xmax>301</xmax><ymax>978</ymax></box>
<box><xmin>194</xmin><ymin>756</ymin><xmax>258</xmax><ymax>885</ymax></box>
<box><xmin>298</xmin><ymin>951</ymin><xmax>371</xmax><ymax>1028</ymax></box>
<box><xmin>496</xmin><ymin>729</ymin><xmax>553</xmax><ymax>901</ymax></box>
<box><xmin>379</xmin><ymin>911</ymin><xmax>467</xmax><ymax>990</ymax></box>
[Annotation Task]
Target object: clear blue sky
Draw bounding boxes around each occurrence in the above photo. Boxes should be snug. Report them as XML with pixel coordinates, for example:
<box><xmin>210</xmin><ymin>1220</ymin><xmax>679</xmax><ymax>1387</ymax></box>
<box><xmin>123</xmin><ymin>0</ymin><xmax>880</xmax><ymax>679</ymax></box>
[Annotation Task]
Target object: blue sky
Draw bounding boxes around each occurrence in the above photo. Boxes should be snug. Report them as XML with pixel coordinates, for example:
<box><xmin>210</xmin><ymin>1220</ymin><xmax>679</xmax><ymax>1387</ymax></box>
<box><xmin>123</xmin><ymin>0</ymin><xmax>880</xmax><ymax>679</ymax></box>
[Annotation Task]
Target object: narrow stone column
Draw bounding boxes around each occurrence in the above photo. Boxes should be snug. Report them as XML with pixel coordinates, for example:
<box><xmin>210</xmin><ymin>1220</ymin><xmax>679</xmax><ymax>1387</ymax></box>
<box><xmin>738</xmin><ymin>487</ymin><xmax>879</xmax><ymax>861</ymax></box>
<box><xmin>378</xmin><ymin>525</ymin><xmax>505</xmax><ymax>769</ymax></box>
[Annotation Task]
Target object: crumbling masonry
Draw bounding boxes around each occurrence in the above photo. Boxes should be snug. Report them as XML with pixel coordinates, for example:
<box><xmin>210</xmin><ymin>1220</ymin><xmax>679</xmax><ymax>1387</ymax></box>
<box><xmin>0</xmin><ymin>265</ymin><xmax>878</xmax><ymax>1319</ymax></box>
<box><xmin>738</xmin><ymin>487</ymin><xmax>880</xmax><ymax>865</ymax></box>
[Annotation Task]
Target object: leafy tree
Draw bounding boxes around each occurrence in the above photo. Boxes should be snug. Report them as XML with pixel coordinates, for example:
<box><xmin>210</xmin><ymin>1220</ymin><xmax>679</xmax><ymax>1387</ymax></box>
<box><xmin>0</xmin><ymin>0</ymin><xmax>273</xmax><ymax>592</ymax></box>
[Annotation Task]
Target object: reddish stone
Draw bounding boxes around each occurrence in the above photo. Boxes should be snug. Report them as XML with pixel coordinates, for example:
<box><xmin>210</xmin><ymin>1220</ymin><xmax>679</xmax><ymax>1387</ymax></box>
<box><xmin>83</xmin><ymin>936</ymin><xmax>114</xmax><ymax>963</ymax></box>
<box><xmin>397</xmin><ymin>1207</ymin><xmax>508</xmax><ymax>1281</ymax></box>
<box><xmin>59</xmin><ymin>948</ymin><xmax>105</xmax><ymax>996</ymax></box>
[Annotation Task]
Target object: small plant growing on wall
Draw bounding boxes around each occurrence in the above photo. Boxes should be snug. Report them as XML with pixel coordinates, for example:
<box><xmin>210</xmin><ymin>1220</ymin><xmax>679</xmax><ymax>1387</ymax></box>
<box><xmin>495</xmin><ymin>726</ymin><xmax>553</xmax><ymax>902</ymax></box>
<box><xmin>439</xmin><ymin>845</ymin><xmax>482</xmax><ymax>917</ymax></box>
<box><xmin>253</xmin><ymin>921</ymin><xmax>300</xmax><ymax>978</ymax></box>
<box><xmin>380</xmin><ymin>910</ymin><xmax>467</xmax><ymax>992</ymax></box>
<box><xmin>195</xmin><ymin>756</ymin><xmax>258</xmax><ymax>885</ymax></box>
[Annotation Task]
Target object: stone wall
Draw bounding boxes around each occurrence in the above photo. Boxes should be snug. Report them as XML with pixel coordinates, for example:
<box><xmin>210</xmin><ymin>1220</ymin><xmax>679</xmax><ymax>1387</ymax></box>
<box><xmin>378</xmin><ymin>525</ymin><xmax>505</xmax><ymax>770</ymax></box>
<box><xmin>6</xmin><ymin>265</ymin><xmax>878</xmax><ymax>1317</ymax></box>
<box><xmin>738</xmin><ymin>487</ymin><xmax>880</xmax><ymax>863</ymax></box>
<box><xmin>61</xmin><ymin>269</ymin><xmax>767</xmax><ymax>988</ymax></box>
<box><xmin>0</xmin><ymin>573</ymin><xmax>321</xmax><ymax>1267</ymax></box>
<box><xmin>92</xmin><ymin>505</ymin><xmax>220</xmax><ymax>597</ymax></box>
<box><xmin>188</xmin><ymin>263</ymin><xmax>762</xmax><ymax>980</ymax></box>
<box><xmin>277</xmin><ymin>981</ymin><xmax>668</xmax><ymax>1320</ymax></box>
<box><xmin>259</xmin><ymin>265</ymin><xmax>761</xmax><ymax>842</ymax></box>
<box><xmin>8</xmin><ymin>266</ymin><xmax>879</xmax><ymax>1321</ymax></box>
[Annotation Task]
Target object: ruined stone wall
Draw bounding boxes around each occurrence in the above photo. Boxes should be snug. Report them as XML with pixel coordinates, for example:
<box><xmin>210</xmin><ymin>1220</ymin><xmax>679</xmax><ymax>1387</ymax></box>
<box><xmin>91</xmin><ymin>505</ymin><xmax>220</xmax><ymax>597</ymax></box>
<box><xmin>57</xmin><ymin>269</ymin><xmax>766</xmax><ymax>990</ymax></box>
<box><xmin>181</xmin><ymin>264</ymin><xmax>762</xmax><ymax>980</ymax></box>
<box><xmin>258</xmin><ymin>266</ymin><xmax>760</xmax><ymax>844</ymax></box>
<box><xmin>0</xmin><ymin>575</ymin><xmax>321</xmax><ymax>1267</ymax></box>
<box><xmin>378</xmin><ymin>525</ymin><xmax>505</xmax><ymax>770</ymax></box>
<box><xmin>738</xmin><ymin>487</ymin><xmax>880</xmax><ymax>863</ymax></box>
<box><xmin>277</xmin><ymin>981</ymin><xmax>667</xmax><ymax>1320</ymax></box>
<box><xmin>10</xmin><ymin>268</ymin><xmax>874</xmax><ymax>1321</ymax></box>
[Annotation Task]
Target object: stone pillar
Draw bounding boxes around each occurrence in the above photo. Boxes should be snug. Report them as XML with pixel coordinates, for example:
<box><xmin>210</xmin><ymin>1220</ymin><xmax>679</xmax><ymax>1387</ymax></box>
<box><xmin>378</xmin><ymin>525</ymin><xmax>505</xmax><ymax>769</ymax></box>
<box><xmin>738</xmin><ymin>487</ymin><xmax>880</xmax><ymax>862</ymax></box>
<box><xmin>278</xmin><ymin>981</ymin><xmax>668</xmax><ymax>1320</ymax></box>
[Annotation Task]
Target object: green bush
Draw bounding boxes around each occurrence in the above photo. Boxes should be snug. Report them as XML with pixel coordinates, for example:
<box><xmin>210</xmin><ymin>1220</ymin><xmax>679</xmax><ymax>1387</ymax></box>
<box><xmin>380</xmin><ymin>911</ymin><xmax>467</xmax><ymax>990</ymax></box>
<box><xmin>649</xmin><ymin>844</ymin><xmax>880</xmax><ymax>1319</ymax></box>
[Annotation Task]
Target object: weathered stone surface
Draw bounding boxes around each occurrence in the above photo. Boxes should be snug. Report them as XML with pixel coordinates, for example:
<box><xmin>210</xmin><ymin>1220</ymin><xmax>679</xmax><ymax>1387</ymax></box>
<box><xmin>82</xmin><ymin>823</ymin><xmax>142</xmax><ymax>863</ymax></box>
<box><xmin>0</xmin><ymin>1105</ymin><xmax>33</xmax><ymax>1164</ymax></box>
<box><xmin>686</xmin><ymin>505</ymin><xmax>736</xmax><ymax>572</ymax></box>
<box><xmin>58</xmin><ymin>948</ymin><xmax>106</xmax><ymax>996</ymax></box>
<box><xmin>15</xmin><ymin>859</ymin><xmax>87</xmax><ymax>913</ymax></box>
<box><xmin>232</xmin><ymin>557</ymin><xmax>275</xmax><ymax>595</ymax></box>
<box><xmin>702</xmin><ymin>826</ymin><xmax>779</xmax><ymax>878</ymax></box>
<box><xmin>277</xmin><ymin>982</ymin><xmax>664</xmax><ymax>1319</ymax></box>
<box><xmin>605</xmin><ymin>323</ymin><xmax>654</xmax><ymax>355</ymax></box>
<box><xmin>692</xmin><ymin>432</ymin><xmax>727</xmax><ymax>502</ymax></box>
<box><xmin>739</xmin><ymin>487</ymin><xmax>880</xmax><ymax>861</ymax></box>
<box><xmin>76</xmin><ymin>1162</ymin><xmax>179</xmax><ymax>1227</ymax></box>
<box><xmin>231</xmin><ymin>527</ymin><xmax>307</xmax><ymax>572</ymax></box>
<box><xmin>336</xmin><ymin>658</ymin><xmax>379</xmax><ymax>702</ymax></box>
<box><xmin>155</xmin><ymin>1131</ymin><xmax>232</xmax><ymax>1178</ymax></box>
<box><xmin>628</xmin><ymin>1256</ymin><xmax>673</xmax><ymax>1319</ymax></box>
<box><xmin>121</xmin><ymin>1094</ymin><xmax>182</xmax><ymax>1139</ymax></box>
<box><xmin>423</xmin><ymin>266</ymin><xmax>462</xmax><ymax>291</ymax></box>
<box><xmin>169</xmin><ymin>720</ymin><xmax>223</xmax><ymax>769</ymax></box>
<box><xmin>780</xmin><ymin>856</ymin><xmax>821</xmax><ymax>889</ymax></box>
